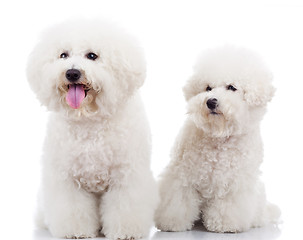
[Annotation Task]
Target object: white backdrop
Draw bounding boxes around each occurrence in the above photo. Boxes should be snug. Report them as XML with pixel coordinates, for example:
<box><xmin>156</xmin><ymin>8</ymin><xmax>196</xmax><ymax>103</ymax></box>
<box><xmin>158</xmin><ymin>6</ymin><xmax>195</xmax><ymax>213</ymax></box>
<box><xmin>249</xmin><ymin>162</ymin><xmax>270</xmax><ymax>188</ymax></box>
<box><xmin>0</xmin><ymin>0</ymin><xmax>302</xmax><ymax>239</ymax></box>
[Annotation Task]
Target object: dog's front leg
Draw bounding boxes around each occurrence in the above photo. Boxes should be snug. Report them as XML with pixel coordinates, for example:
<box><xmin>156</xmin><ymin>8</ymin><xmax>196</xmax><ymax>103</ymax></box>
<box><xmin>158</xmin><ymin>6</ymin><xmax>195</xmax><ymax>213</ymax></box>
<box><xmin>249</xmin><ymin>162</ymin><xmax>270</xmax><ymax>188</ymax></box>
<box><xmin>100</xmin><ymin>169</ymin><xmax>157</xmax><ymax>240</ymax></box>
<box><xmin>43</xmin><ymin>176</ymin><xmax>100</xmax><ymax>239</ymax></box>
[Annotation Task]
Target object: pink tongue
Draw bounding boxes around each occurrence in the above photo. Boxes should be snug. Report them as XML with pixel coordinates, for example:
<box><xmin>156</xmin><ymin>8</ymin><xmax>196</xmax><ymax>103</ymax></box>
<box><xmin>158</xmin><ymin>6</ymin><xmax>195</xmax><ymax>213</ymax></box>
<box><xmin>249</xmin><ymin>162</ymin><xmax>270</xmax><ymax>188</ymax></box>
<box><xmin>66</xmin><ymin>85</ymin><xmax>85</xmax><ymax>109</ymax></box>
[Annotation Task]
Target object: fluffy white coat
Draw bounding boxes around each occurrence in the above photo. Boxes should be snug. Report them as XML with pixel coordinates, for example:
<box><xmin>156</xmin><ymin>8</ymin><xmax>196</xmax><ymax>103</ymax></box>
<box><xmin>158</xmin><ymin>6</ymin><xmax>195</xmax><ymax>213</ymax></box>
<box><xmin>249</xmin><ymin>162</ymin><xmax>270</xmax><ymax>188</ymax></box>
<box><xmin>155</xmin><ymin>46</ymin><xmax>280</xmax><ymax>233</ymax></box>
<box><xmin>27</xmin><ymin>19</ymin><xmax>158</xmax><ymax>239</ymax></box>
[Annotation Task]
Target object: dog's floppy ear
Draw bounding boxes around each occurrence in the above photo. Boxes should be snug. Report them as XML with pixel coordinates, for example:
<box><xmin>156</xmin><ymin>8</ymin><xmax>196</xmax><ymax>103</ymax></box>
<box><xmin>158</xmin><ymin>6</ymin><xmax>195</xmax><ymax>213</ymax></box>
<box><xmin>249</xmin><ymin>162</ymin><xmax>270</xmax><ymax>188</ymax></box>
<box><xmin>110</xmin><ymin>49</ymin><xmax>146</xmax><ymax>92</ymax></box>
<box><xmin>183</xmin><ymin>74</ymin><xmax>204</xmax><ymax>101</ymax></box>
<box><xmin>243</xmin><ymin>77</ymin><xmax>276</xmax><ymax>106</ymax></box>
<box><xmin>26</xmin><ymin>44</ymin><xmax>52</xmax><ymax>108</ymax></box>
<box><xmin>104</xmin><ymin>28</ymin><xmax>146</xmax><ymax>96</ymax></box>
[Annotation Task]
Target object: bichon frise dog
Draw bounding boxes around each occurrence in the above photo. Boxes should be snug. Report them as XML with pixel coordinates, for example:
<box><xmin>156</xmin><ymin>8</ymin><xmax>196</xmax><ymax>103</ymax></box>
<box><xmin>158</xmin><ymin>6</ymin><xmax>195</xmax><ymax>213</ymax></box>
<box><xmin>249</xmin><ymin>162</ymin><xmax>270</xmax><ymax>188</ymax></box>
<box><xmin>155</xmin><ymin>46</ymin><xmax>280</xmax><ymax>233</ymax></box>
<box><xmin>27</xmin><ymin>19</ymin><xmax>158</xmax><ymax>239</ymax></box>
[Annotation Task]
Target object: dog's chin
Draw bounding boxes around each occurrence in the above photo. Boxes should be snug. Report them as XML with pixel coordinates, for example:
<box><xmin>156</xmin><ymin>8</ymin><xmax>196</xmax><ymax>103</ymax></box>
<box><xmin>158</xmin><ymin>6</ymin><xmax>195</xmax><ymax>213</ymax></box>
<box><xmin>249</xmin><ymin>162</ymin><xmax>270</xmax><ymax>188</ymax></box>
<box><xmin>193</xmin><ymin>110</ymin><xmax>236</xmax><ymax>138</ymax></box>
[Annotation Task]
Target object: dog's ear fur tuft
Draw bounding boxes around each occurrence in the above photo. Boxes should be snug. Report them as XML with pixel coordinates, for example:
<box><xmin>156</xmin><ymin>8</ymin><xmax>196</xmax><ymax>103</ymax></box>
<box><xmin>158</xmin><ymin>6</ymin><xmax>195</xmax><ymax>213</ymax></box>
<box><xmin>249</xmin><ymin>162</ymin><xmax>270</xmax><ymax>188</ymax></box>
<box><xmin>109</xmin><ymin>44</ymin><xmax>146</xmax><ymax>96</ymax></box>
<box><xmin>243</xmin><ymin>75</ymin><xmax>276</xmax><ymax>107</ymax></box>
<box><xmin>183</xmin><ymin>74</ymin><xmax>205</xmax><ymax>101</ymax></box>
<box><xmin>26</xmin><ymin>43</ymin><xmax>53</xmax><ymax>108</ymax></box>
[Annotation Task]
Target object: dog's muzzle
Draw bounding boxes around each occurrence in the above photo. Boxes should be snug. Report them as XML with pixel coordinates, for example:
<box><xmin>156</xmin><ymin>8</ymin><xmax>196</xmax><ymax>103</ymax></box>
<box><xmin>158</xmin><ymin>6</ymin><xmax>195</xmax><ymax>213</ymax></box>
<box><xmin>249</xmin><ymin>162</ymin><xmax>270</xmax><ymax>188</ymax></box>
<box><xmin>65</xmin><ymin>69</ymin><xmax>90</xmax><ymax>109</ymax></box>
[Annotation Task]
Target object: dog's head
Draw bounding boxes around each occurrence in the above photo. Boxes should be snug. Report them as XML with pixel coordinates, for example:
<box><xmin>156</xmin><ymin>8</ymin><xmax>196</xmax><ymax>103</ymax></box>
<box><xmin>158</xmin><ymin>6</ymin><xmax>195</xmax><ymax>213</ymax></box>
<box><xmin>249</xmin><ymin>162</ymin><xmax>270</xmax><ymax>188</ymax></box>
<box><xmin>27</xmin><ymin>19</ymin><xmax>145</xmax><ymax>118</ymax></box>
<box><xmin>183</xmin><ymin>46</ymin><xmax>275</xmax><ymax>138</ymax></box>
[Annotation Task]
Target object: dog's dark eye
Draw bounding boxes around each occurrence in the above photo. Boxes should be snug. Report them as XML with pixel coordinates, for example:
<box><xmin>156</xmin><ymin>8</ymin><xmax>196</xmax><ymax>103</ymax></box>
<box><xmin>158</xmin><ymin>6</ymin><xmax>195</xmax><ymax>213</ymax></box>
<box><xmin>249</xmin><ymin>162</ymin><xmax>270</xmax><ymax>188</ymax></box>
<box><xmin>227</xmin><ymin>85</ymin><xmax>237</xmax><ymax>91</ymax></box>
<box><xmin>86</xmin><ymin>52</ymin><xmax>98</xmax><ymax>61</ymax></box>
<box><xmin>206</xmin><ymin>86</ymin><xmax>212</xmax><ymax>92</ymax></box>
<box><xmin>60</xmin><ymin>52</ymin><xmax>69</xmax><ymax>59</ymax></box>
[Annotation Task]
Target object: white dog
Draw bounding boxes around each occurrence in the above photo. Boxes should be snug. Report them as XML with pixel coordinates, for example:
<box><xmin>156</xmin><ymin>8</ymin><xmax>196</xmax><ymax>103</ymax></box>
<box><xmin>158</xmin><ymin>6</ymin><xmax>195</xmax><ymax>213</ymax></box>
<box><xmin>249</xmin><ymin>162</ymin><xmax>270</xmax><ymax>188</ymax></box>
<box><xmin>27</xmin><ymin>19</ymin><xmax>158</xmax><ymax>239</ymax></box>
<box><xmin>155</xmin><ymin>46</ymin><xmax>280</xmax><ymax>233</ymax></box>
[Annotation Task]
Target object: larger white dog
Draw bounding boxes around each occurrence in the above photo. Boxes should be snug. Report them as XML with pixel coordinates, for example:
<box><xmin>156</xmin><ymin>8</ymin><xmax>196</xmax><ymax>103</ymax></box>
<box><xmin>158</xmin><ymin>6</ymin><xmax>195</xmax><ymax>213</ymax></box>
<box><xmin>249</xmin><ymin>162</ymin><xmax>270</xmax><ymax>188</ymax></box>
<box><xmin>27</xmin><ymin>19</ymin><xmax>158</xmax><ymax>239</ymax></box>
<box><xmin>155</xmin><ymin>46</ymin><xmax>280</xmax><ymax>233</ymax></box>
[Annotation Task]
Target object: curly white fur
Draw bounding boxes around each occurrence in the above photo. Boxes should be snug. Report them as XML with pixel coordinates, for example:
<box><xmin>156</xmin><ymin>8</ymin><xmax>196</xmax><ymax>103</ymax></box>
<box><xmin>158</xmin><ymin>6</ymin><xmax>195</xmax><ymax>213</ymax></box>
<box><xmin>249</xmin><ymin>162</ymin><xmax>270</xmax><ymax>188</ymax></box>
<box><xmin>27</xmin><ymin>19</ymin><xmax>158</xmax><ymax>239</ymax></box>
<box><xmin>155</xmin><ymin>46</ymin><xmax>280</xmax><ymax>233</ymax></box>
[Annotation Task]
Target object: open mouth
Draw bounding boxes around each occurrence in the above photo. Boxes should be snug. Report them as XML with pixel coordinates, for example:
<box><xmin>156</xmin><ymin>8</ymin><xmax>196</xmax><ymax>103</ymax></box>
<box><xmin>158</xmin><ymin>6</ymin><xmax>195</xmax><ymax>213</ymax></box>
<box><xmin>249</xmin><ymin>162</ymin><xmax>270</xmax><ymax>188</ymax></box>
<box><xmin>66</xmin><ymin>83</ymin><xmax>91</xmax><ymax>109</ymax></box>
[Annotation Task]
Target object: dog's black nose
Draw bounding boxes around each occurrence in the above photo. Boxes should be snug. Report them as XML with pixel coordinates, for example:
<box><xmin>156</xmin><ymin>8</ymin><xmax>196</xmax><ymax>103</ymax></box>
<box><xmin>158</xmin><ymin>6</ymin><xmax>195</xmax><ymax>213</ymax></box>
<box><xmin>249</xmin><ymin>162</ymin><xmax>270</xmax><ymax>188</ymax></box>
<box><xmin>206</xmin><ymin>98</ymin><xmax>218</xmax><ymax>110</ymax></box>
<box><xmin>66</xmin><ymin>69</ymin><xmax>81</xmax><ymax>82</ymax></box>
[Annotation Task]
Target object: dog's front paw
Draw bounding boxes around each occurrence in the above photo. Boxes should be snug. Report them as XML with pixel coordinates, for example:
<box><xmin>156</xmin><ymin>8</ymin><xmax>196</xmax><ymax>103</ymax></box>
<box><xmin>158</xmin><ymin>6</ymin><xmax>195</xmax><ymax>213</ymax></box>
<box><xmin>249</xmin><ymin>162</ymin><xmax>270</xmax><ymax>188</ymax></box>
<box><xmin>203</xmin><ymin>209</ymin><xmax>249</xmax><ymax>233</ymax></box>
<box><xmin>102</xmin><ymin>217</ymin><xmax>149</xmax><ymax>240</ymax></box>
<box><xmin>64</xmin><ymin>233</ymin><xmax>98</xmax><ymax>239</ymax></box>
<box><xmin>49</xmin><ymin>221</ymin><xmax>99</xmax><ymax>239</ymax></box>
<box><xmin>155</xmin><ymin>212</ymin><xmax>194</xmax><ymax>232</ymax></box>
<box><xmin>155</xmin><ymin>201</ymin><xmax>196</xmax><ymax>232</ymax></box>
<box><xmin>103</xmin><ymin>227</ymin><xmax>145</xmax><ymax>240</ymax></box>
<box><xmin>202</xmin><ymin>196</ymin><xmax>255</xmax><ymax>233</ymax></box>
<box><xmin>53</xmin><ymin>231</ymin><xmax>98</xmax><ymax>239</ymax></box>
<box><xmin>103</xmin><ymin>230</ymin><xmax>143</xmax><ymax>240</ymax></box>
<box><xmin>204</xmin><ymin>217</ymin><xmax>240</xmax><ymax>233</ymax></box>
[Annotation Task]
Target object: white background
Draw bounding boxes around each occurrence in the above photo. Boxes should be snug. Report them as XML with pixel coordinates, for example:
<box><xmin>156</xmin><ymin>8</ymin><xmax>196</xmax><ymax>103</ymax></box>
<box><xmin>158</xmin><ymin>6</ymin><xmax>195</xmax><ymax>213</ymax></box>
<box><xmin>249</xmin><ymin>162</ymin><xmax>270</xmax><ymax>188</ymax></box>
<box><xmin>0</xmin><ymin>0</ymin><xmax>302</xmax><ymax>239</ymax></box>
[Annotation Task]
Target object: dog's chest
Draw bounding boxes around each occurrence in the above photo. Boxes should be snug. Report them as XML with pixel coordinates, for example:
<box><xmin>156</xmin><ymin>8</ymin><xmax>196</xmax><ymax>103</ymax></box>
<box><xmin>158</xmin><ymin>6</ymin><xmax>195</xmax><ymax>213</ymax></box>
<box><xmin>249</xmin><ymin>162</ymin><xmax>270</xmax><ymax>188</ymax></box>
<box><xmin>70</xmin><ymin>148</ymin><xmax>112</xmax><ymax>193</ymax></box>
<box><xmin>188</xmin><ymin>138</ymin><xmax>247</xmax><ymax>197</ymax></box>
<box><xmin>65</xmin><ymin>125</ymin><xmax>123</xmax><ymax>193</ymax></box>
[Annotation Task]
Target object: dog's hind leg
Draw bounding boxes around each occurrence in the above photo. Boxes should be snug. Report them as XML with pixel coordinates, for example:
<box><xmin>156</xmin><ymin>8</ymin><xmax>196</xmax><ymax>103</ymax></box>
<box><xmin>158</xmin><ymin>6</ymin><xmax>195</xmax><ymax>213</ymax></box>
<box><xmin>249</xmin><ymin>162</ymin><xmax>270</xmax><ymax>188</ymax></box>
<box><xmin>252</xmin><ymin>182</ymin><xmax>281</xmax><ymax>227</ymax></box>
<box><xmin>155</xmin><ymin>171</ymin><xmax>201</xmax><ymax>232</ymax></box>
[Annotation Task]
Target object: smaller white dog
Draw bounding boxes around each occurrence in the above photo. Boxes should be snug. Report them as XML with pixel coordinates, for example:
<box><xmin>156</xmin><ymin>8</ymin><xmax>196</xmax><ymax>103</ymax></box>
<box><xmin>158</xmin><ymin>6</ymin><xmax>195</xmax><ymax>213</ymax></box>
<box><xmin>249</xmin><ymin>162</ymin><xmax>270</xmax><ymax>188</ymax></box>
<box><xmin>27</xmin><ymin>19</ymin><xmax>158</xmax><ymax>239</ymax></box>
<box><xmin>155</xmin><ymin>46</ymin><xmax>280</xmax><ymax>233</ymax></box>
